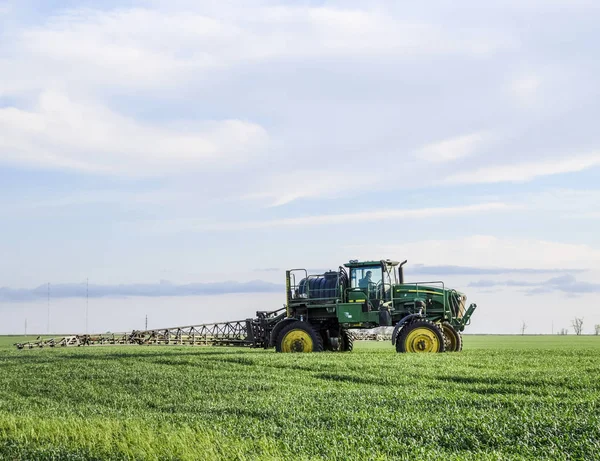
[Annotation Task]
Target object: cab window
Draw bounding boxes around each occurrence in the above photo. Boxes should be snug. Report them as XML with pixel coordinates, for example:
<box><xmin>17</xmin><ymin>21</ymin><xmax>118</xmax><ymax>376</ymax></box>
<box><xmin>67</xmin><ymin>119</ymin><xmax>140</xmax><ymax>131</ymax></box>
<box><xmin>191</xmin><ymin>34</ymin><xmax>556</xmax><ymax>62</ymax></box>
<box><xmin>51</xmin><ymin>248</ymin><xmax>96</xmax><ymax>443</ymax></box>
<box><xmin>350</xmin><ymin>266</ymin><xmax>382</xmax><ymax>289</ymax></box>
<box><xmin>383</xmin><ymin>265</ymin><xmax>397</xmax><ymax>285</ymax></box>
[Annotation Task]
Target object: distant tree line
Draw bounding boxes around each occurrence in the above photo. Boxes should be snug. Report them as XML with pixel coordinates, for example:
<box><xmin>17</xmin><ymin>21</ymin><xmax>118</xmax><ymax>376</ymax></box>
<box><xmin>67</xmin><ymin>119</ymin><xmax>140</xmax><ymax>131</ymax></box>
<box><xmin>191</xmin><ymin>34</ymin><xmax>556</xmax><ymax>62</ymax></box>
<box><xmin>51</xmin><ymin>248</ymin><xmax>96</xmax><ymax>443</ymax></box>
<box><xmin>572</xmin><ymin>317</ymin><xmax>584</xmax><ymax>335</ymax></box>
<box><xmin>541</xmin><ymin>318</ymin><xmax>600</xmax><ymax>335</ymax></box>
<box><xmin>556</xmin><ymin>318</ymin><xmax>600</xmax><ymax>335</ymax></box>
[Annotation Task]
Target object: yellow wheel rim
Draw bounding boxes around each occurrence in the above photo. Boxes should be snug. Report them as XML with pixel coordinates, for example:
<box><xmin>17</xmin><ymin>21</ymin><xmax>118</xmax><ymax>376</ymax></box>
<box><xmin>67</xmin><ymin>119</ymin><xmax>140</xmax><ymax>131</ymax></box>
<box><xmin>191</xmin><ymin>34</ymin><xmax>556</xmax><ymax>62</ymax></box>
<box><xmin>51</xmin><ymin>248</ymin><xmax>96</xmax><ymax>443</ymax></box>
<box><xmin>404</xmin><ymin>327</ymin><xmax>440</xmax><ymax>353</ymax></box>
<box><xmin>281</xmin><ymin>329</ymin><xmax>314</xmax><ymax>353</ymax></box>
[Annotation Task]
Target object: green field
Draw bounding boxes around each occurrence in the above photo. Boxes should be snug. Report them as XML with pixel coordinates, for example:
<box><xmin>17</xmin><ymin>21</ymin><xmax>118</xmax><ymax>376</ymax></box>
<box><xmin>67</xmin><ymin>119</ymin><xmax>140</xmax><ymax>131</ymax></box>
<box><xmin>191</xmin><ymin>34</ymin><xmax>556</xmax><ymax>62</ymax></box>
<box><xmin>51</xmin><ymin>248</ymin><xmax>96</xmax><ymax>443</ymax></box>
<box><xmin>1</xmin><ymin>336</ymin><xmax>599</xmax><ymax>460</ymax></box>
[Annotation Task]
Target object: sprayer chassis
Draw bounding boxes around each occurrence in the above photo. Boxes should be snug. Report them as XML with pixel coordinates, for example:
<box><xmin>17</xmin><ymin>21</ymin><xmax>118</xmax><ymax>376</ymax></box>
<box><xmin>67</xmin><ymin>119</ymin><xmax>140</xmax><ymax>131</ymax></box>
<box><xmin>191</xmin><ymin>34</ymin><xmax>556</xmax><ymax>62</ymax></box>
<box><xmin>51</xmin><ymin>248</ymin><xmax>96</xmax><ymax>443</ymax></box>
<box><xmin>15</xmin><ymin>259</ymin><xmax>476</xmax><ymax>353</ymax></box>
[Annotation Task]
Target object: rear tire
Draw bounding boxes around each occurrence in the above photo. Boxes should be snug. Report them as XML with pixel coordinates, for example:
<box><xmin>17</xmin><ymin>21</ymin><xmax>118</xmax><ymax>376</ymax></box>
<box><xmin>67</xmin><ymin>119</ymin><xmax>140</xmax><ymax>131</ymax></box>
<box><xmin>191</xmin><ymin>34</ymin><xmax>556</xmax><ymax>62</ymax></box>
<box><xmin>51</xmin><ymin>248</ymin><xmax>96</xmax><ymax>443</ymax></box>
<box><xmin>396</xmin><ymin>320</ymin><xmax>446</xmax><ymax>353</ymax></box>
<box><xmin>276</xmin><ymin>321</ymin><xmax>323</xmax><ymax>353</ymax></box>
<box><xmin>441</xmin><ymin>322</ymin><xmax>463</xmax><ymax>352</ymax></box>
<box><xmin>320</xmin><ymin>329</ymin><xmax>352</xmax><ymax>352</ymax></box>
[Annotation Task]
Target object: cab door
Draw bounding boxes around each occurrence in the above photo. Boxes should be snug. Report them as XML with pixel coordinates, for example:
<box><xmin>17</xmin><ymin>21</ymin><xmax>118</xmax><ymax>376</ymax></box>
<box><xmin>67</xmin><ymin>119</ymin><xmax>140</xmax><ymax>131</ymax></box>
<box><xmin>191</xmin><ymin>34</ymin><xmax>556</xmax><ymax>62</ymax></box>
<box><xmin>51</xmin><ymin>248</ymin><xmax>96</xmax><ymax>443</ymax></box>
<box><xmin>350</xmin><ymin>266</ymin><xmax>384</xmax><ymax>302</ymax></box>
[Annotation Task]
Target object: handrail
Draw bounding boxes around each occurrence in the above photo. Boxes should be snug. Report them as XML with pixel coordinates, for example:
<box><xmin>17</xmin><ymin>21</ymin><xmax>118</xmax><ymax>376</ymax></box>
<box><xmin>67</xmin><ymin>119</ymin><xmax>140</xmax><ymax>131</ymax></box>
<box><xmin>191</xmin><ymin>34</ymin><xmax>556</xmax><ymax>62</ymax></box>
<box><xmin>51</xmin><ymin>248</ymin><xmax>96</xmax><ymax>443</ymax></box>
<box><xmin>288</xmin><ymin>268</ymin><xmax>344</xmax><ymax>302</ymax></box>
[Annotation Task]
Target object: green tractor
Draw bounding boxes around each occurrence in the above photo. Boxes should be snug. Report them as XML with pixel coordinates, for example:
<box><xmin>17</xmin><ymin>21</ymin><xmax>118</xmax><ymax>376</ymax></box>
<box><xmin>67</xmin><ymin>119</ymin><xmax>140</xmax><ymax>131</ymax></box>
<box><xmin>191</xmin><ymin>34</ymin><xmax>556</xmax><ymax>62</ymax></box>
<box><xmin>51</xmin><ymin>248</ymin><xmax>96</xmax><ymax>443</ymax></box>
<box><xmin>271</xmin><ymin>259</ymin><xmax>476</xmax><ymax>353</ymax></box>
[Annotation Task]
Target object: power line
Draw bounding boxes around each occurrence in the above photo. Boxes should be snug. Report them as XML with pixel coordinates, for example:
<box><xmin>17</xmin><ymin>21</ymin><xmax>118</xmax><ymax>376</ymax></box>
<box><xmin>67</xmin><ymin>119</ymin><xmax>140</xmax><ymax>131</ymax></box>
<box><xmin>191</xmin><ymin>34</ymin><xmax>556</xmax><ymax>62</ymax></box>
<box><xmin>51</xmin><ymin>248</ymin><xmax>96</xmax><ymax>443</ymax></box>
<box><xmin>86</xmin><ymin>278</ymin><xmax>89</xmax><ymax>334</ymax></box>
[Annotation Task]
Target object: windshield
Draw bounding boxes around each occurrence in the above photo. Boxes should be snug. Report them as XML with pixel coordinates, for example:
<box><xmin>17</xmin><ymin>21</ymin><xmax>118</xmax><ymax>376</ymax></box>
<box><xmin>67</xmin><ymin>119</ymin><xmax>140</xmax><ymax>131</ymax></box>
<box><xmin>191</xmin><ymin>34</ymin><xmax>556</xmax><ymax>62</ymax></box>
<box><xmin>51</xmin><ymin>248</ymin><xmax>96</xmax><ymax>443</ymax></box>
<box><xmin>350</xmin><ymin>266</ymin><xmax>382</xmax><ymax>289</ymax></box>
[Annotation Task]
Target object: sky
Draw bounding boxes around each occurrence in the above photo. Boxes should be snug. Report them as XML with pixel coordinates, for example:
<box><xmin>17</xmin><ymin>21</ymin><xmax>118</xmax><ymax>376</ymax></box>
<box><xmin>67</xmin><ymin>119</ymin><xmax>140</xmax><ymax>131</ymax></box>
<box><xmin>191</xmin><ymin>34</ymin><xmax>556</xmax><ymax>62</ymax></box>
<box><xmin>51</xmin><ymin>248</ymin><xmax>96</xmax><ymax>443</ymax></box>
<box><xmin>1</xmin><ymin>0</ymin><xmax>599</xmax><ymax>335</ymax></box>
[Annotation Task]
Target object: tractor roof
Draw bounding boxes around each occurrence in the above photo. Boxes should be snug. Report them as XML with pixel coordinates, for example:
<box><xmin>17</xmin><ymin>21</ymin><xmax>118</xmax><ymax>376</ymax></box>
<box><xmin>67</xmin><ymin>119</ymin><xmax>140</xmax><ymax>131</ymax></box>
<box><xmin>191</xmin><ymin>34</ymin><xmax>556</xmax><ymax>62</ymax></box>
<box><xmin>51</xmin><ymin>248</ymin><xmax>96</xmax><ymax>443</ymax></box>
<box><xmin>344</xmin><ymin>259</ymin><xmax>400</xmax><ymax>268</ymax></box>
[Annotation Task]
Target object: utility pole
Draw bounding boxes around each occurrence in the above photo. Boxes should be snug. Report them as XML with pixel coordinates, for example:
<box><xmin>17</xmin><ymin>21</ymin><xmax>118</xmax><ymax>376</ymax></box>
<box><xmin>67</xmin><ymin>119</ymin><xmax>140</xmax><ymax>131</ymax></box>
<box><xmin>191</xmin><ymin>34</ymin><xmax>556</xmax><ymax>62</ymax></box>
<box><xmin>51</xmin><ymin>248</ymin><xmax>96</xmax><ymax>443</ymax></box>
<box><xmin>24</xmin><ymin>318</ymin><xmax>27</xmax><ymax>337</ymax></box>
<box><xmin>86</xmin><ymin>278</ymin><xmax>89</xmax><ymax>334</ymax></box>
<box><xmin>145</xmin><ymin>314</ymin><xmax>148</xmax><ymax>331</ymax></box>
<box><xmin>47</xmin><ymin>282</ymin><xmax>50</xmax><ymax>334</ymax></box>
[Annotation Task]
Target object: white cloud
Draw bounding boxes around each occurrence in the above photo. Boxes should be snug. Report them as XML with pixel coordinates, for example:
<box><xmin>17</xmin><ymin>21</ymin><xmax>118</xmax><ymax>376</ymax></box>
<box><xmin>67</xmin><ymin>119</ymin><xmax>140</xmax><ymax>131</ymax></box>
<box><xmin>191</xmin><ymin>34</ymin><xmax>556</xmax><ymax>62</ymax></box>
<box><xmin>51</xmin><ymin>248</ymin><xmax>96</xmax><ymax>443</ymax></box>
<box><xmin>0</xmin><ymin>4</ymin><xmax>518</xmax><ymax>179</ymax></box>
<box><xmin>243</xmin><ymin>170</ymin><xmax>383</xmax><ymax>207</ymax></box>
<box><xmin>348</xmin><ymin>235</ymin><xmax>600</xmax><ymax>271</ymax></box>
<box><xmin>524</xmin><ymin>189</ymin><xmax>600</xmax><ymax>218</ymax></box>
<box><xmin>281</xmin><ymin>8</ymin><xmax>513</xmax><ymax>57</ymax></box>
<box><xmin>511</xmin><ymin>74</ymin><xmax>541</xmax><ymax>106</ymax></box>
<box><xmin>153</xmin><ymin>202</ymin><xmax>515</xmax><ymax>231</ymax></box>
<box><xmin>6</xmin><ymin>9</ymin><xmax>236</xmax><ymax>92</ymax></box>
<box><xmin>445</xmin><ymin>152</ymin><xmax>600</xmax><ymax>184</ymax></box>
<box><xmin>0</xmin><ymin>5</ymin><xmax>516</xmax><ymax>96</ymax></box>
<box><xmin>0</xmin><ymin>91</ymin><xmax>268</xmax><ymax>174</ymax></box>
<box><xmin>415</xmin><ymin>131</ymin><xmax>489</xmax><ymax>163</ymax></box>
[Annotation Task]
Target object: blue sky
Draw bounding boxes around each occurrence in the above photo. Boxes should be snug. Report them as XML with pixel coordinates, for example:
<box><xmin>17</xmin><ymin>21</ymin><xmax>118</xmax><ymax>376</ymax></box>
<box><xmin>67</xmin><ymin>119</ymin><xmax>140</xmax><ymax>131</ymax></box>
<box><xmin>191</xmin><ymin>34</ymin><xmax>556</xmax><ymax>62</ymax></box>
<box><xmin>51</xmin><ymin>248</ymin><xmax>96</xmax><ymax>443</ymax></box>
<box><xmin>1</xmin><ymin>0</ymin><xmax>599</xmax><ymax>334</ymax></box>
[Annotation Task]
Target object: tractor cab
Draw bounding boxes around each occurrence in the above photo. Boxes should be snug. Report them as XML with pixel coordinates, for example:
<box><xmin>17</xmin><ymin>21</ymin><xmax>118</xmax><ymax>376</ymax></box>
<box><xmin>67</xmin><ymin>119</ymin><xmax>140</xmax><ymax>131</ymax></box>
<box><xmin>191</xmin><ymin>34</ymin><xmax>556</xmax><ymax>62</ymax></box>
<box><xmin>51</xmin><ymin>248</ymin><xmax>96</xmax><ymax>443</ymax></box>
<box><xmin>344</xmin><ymin>259</ymin><xmax>401</xmax><ymax>307</ymax></box>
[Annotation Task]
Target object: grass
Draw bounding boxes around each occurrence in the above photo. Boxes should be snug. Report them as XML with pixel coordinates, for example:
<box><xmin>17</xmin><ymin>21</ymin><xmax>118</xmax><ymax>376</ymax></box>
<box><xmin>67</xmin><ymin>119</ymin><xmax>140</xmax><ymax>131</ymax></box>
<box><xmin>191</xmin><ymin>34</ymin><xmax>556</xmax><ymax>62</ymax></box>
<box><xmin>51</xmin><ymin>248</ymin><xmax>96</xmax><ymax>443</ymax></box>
<box><xmin>0</xmin><ymin>335</ymin><xmax>599</xmax><ymax>460</ymax></box>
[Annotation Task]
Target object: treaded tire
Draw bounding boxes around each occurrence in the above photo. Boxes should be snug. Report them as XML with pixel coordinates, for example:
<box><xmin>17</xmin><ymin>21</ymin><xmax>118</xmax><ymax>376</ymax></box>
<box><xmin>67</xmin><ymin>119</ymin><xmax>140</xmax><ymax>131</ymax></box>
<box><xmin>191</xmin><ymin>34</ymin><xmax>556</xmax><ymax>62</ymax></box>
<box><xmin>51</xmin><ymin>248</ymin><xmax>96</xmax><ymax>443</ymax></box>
<box><xmin>441</xmin><ymin>321</ymin><xmax>463</xmax><ymax>352</ymax></box>
<box><xmin>340</xmin><ymin>329</ymin><xmax>353</xmax><ymax>352</ymax></box>
<box><xmin>396</xmin><ymin>320</ymin><xmax>446</xmax><ymax>353</ymax></box>
<box><xmin>276</xmin><ymin>321</ymin><xmax>323</xmax><ymax>353</ymax></box>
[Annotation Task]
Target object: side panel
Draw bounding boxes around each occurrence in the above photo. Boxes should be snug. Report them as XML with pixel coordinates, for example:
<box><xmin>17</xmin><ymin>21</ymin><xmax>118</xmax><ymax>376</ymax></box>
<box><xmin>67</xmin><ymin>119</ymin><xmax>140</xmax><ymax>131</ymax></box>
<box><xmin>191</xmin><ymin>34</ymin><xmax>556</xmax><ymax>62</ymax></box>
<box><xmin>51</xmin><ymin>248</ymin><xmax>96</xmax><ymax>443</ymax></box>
<box><xmin>337</xmin><ymin>303</ymin><xmax>363</xmax><ymax>325</ymax></box>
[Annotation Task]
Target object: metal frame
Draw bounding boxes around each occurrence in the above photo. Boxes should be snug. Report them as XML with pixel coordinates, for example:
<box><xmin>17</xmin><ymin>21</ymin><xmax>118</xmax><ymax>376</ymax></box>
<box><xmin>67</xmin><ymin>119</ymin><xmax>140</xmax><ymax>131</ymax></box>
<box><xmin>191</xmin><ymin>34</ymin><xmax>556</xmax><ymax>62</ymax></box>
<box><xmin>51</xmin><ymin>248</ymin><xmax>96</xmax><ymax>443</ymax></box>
<box><xmin>287</xmin><ymin>268</ymin><xmax>343</xmax><ymax>303</ymax></box>
<box><xmin>15</xmin><ymin>308</ymin><xmax>287</xmax><ymax>350</ymax></box>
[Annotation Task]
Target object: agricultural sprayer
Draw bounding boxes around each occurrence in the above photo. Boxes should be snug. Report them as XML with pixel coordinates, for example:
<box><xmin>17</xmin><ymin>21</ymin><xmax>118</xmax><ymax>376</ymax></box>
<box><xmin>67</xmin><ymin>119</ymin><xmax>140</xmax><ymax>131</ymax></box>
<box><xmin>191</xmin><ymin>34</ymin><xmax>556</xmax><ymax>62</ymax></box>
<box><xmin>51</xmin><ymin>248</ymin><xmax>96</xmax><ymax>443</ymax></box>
<box><xmin>16</xmin><ymin>259</ymin><xmax>476</xmax><ymax>353</ymax></box>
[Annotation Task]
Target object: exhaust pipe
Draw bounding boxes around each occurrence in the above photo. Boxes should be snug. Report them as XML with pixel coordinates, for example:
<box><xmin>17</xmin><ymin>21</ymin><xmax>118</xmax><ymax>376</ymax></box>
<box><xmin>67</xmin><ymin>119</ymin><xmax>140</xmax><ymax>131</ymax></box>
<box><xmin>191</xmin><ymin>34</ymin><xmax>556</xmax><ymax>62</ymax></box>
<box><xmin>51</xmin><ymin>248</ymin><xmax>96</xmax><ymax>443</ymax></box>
<box><xmin>399</xmin><ymin>260</ymin><xmax>407</xmax><ymax>284</ymax></box>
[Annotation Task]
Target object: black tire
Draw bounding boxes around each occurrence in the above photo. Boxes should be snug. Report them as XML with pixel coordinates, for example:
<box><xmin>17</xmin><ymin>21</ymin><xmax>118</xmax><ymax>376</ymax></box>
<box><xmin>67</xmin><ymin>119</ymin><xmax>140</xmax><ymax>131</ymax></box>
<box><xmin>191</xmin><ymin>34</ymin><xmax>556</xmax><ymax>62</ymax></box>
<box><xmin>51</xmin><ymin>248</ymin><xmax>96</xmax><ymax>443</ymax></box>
<box><xmin>340</xmin><ymin>329</ymin><xmax>353</xmax><ymax>352</ymax></box>
<box><xmin>396</xmin><ymin>320</ymin><xmax>446</xmax><ymax>353</ymax></box>
<box><xmin>321</xmin><ymin>329</ymin><xmax>352</xmax><ymax>352</ymax></box>
<box><xmin>276</xmin><ymin>321</ymin><xmax>323</xmax><ymax>353</ymax></box>
<box><xmin>441</xmin><ymin>322</ymin><xmax>463</xmax><ymax>352</ymax></box>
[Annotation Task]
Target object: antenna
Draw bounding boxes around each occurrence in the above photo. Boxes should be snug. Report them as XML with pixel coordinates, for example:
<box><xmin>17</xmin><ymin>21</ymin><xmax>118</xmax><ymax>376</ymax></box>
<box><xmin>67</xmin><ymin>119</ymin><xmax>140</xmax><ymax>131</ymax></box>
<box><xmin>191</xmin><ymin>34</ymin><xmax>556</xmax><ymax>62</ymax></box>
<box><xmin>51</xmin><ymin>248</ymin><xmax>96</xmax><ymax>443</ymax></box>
<box><xmin>47</xmin><ymin>282</ymin><xmax>50</xmax><ymax>334</ymax></box>
<box><xmin>86</xmin><ymin>278</ymin><xmax>89</xmax><ymax>334</ymax></box>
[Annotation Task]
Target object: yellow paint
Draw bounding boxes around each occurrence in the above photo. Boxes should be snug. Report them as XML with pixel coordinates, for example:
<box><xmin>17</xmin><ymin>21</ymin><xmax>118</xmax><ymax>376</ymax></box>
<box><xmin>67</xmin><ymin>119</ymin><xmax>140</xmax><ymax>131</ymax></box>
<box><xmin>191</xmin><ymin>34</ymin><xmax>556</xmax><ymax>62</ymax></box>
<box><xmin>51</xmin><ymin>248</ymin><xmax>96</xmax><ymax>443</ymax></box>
<box><xmin>281</xmin><ymin>329</ymin><xmax>314</xmax><ymax>353</ymax></box>
<box><xmin>397</xmin><ymin>289</ymin><xmax>440</xmax><ymax>296</ymax></box>
<box><xmin>404</xmin><ymin>326</ymin><xmax>441</xmax><ymax>352</ymax></box>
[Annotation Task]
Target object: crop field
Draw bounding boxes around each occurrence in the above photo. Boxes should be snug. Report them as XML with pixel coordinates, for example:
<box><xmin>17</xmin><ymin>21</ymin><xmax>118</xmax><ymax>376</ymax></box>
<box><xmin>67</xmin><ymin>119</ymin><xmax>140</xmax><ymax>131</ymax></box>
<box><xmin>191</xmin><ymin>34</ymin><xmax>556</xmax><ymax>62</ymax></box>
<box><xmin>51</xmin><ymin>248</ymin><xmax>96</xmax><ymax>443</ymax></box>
<box><xmin>1</xmin><ymin>335</ymin><xmax>599</xmax><ymax>460</ymax></box>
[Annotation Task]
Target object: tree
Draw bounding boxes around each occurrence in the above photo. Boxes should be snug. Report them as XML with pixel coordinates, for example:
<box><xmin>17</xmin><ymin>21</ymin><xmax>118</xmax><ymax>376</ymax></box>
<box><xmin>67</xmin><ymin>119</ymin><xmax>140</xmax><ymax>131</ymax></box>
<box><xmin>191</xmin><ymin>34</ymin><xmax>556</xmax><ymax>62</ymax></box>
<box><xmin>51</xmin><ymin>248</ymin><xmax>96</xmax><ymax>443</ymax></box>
<box><xmin>572</xmin><ymin>317</ymin><xmax>584</xmax><ymax>336</ymax></box>
<box><xmin>594</xmin><ymin>324</ymin><xmax>600</xmax><ymax>336</ymax></box>
<box><xmin>520</xmin><ymin>321</ymin><xmax>527</xmax><ymax>336</ymax></box>
<box><xmin>559</xmin><ymin>328</ymin><xmax>568</xmax><ymax>335</ymax></box>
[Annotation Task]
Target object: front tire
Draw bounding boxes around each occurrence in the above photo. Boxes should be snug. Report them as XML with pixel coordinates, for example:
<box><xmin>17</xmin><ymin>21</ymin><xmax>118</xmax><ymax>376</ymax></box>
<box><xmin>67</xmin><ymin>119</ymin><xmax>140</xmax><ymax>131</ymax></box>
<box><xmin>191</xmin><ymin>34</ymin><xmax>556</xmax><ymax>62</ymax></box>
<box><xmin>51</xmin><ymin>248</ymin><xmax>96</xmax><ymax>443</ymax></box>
<box><xmin>396</xmin><ymin>320</ymin><xmax>446</xmax><ymax>353</ymax></box>
<box><xmin>441</xmin><ymin>322</ymin><xmax>463</xmax><ymax>352</ymax></box>
<box><xmin>276</xmin><ymin>321</ymin><xmax>323</xmax><ymax>353</ymax></box>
